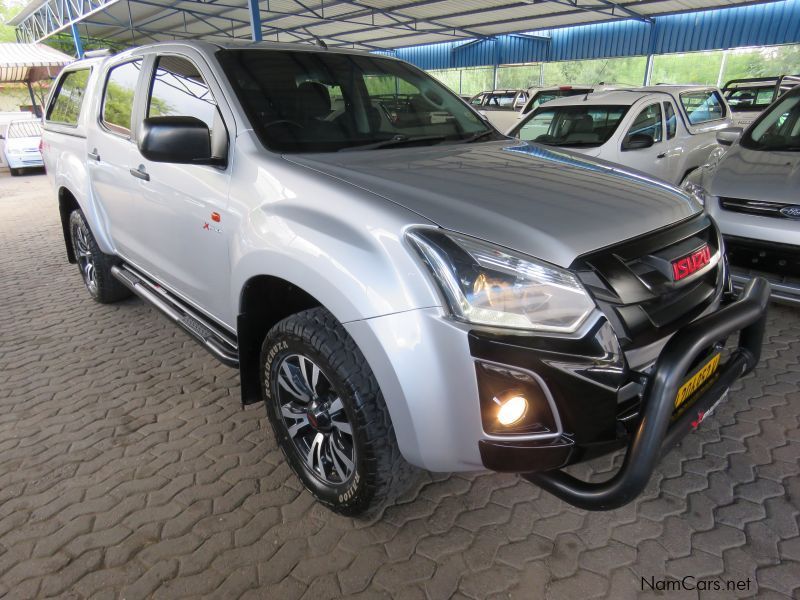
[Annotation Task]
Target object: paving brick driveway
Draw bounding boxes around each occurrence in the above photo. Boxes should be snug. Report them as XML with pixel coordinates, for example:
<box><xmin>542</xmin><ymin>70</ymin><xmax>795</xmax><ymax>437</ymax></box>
<box><xmin>0</xmin><ymin>171</ymin><xmax>798</xmax><ymax>599</ymax></box>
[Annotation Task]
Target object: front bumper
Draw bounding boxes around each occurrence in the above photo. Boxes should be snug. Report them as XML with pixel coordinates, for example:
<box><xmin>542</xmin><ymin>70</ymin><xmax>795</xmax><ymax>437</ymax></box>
<box><xmin>346</xmin><ymin>273</ymin><xmax>768</xmax><ymax>509</ymax></box>
<box><xmin>724</xmin><ymin>235</ymin><xmax>800</xmax><ymax>306</ymax></box>
<box><xmin>4</xmin><ymin>153</ymin><xmax>44</xmax><ymax>169</ymax></box>
<box><xmin>523</xmin><ymin>277</ymin><xmax>769</xmax><ymax>510</ymax></box>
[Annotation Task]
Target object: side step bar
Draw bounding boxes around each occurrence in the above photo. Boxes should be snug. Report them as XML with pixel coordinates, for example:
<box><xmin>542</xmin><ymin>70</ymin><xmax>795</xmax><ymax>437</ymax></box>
<box><xmin>111</xmin><ymin>265</ymin><xmax>239</xmax><ymax>368</ymax></box>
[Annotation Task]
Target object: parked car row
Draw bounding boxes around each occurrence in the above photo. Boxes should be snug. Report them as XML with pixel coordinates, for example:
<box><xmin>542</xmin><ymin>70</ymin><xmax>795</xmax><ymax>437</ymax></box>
<box><xmin>684</xmin><ymin>84</ymin><xmax>800</xmax><ymax>304</ymax></box>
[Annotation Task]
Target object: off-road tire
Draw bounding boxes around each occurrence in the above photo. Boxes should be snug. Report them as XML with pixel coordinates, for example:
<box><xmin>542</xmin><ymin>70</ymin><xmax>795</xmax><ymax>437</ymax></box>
<box><xmin>69</xmin><ymin>210</ymin><xmax>131</xmax><ymax>304</ymax></box>
<box><xmin>261</xmin><ymin>307</ymin><xmax>413</xmax><ymax>517</ymax></box>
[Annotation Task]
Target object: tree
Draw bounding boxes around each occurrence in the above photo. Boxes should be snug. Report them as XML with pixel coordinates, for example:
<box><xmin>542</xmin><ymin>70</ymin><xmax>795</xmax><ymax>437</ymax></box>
<box><xmin>0</xmin><ymin>0</ymin><xmax>28</xmax><ymax>42</ymax></box>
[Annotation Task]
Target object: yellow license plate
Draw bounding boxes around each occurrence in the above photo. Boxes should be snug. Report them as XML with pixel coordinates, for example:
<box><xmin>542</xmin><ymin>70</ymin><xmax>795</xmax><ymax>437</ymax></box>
<box><xmin>675</xmin><ymin>353</ymin><xmax>721</xmax><ymax>410</ymax></box>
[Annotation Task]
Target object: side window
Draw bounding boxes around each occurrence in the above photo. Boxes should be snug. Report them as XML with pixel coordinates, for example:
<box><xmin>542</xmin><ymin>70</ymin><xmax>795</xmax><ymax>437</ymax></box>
<box><xmin>680</xmin><ymin>91</ymin><xmax>726</xmax><ymax>125</ymax></box>
<box><xmin>46</xmin><ymin>69</ymin><xmax>91</xmax><ymax>125</ymax></box>
<box><xmin>102</xmin><ymin>60</ymin><xmax>143</xmax><ymax>136</ymax></box>
<box><xmin>627</xmin><ymin>103</ymin><xmax>663</xmax><ymax>144</ymax></box>
<box><xmin>664</xmin><ymin>101</ymin><xmax>677</xmax><ymax>139</ymax></box>
<box><xmin>147</xmin><ymin>56</ymin><xmax>218</xmax><ymax>131</ymax></box>
<box><xmin>470</xmin><ymin>94</ymin><xmax>485</xmax><ymax>106</ymax></box>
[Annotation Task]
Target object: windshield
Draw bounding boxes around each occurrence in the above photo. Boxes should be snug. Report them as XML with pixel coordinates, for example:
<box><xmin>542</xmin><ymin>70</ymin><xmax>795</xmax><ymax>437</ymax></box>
<box><xmin>741</xmin><ymin>90</ymin><xmax>800</xmax><ymax>152</ymax></box>
<box><xmin>7</xmin><ymin>120</ymin><xmax>42</xmax><ymax>138</ymax></box>
<box><xmin>217</xmin><ymin>49</ymin><xmax>495</xmax><ymax>153</ymax></box>
<box><xmin>523</xmin><ymin>89</ymin><xmax>591</xmax><ymax>113</ymax></box>
<box><xmin>725</xmin><ymin>86</ymin><xmax>776</xmax><ymax>112</ymax></box>
<box><xmin>511</xmin><ymin>105</ymin><xmax>629</xmax><ymax>147</ymax></box>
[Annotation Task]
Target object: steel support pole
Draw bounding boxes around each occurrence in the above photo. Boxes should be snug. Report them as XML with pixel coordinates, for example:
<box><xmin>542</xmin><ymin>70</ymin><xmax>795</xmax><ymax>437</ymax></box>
<box><xmin>643</xmin><ymin>53</ymin><xmax>654</xmax><ymax>85</ymax></box>
<box><xmin>26</xmin><ymin>81</ymin><xmax>40</xmax><ymax>118</ymax></box>
<box><xmin>248</xmin><ymin>0</ymin><xmax>262</xmax><ymax>41</ymax></box>
<box><xmin>63</xmin><ymin>0</ymin><xmax>84</xmax><ymax>58</ymax></box>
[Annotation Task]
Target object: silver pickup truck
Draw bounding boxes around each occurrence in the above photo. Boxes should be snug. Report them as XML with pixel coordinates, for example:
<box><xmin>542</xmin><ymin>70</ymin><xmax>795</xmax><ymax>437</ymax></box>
<box><xmin>42</xmin><ymin>40</ymin><xmax>769</xmax><ymax>516</ymax></box>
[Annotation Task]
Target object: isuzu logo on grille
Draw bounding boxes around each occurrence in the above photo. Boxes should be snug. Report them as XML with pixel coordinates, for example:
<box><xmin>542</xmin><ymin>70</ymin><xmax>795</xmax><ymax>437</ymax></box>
<box><xmin>672</xmin><ymin>245</ymin><xmax>712</xmax><ymax>282</ymax></box>
<box><xmin>780</xmin><ymin>206</ymin><xmax>800</xmax><ymax>219</ymax></box>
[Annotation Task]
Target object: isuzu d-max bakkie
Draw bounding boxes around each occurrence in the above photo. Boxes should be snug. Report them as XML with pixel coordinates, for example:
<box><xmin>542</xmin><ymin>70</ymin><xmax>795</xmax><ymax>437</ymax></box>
<box><xmin>42</xmin><ymin>41</ymin><xmax>770</xmax><ymax>516</ymax></box>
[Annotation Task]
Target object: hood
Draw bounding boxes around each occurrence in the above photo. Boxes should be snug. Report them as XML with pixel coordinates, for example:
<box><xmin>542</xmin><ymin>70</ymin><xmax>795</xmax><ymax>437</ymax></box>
<box><xmin>554</xmin><ymin>145</ymin><xmax>603</xmax><ymax>158</ymax></box>
<box><xmin>284</xmin><ymin>140</ymin><xmax>699</xmax><ymax>267</ymax></box>
<box><xmin>711</xmin><ymin>143</ymin><xmax>800</xmax><ymax>204</ymax></box>
<box><xmin>5</xmin><ymin>136</ymin><xmax>41</xmax><ymax>151</ymax></box>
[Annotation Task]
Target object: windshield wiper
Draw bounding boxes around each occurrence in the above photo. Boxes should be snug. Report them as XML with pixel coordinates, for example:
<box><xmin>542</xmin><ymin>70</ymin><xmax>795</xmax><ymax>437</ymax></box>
<box><xmin>339</xmin><ymin>135</ymin><xmax>446</xmax><ymax>152</ymax></box>
<box><xmin>461</xmin><ymin>129</ymin><xmax>499</xmax><ymax>143</ymax></box>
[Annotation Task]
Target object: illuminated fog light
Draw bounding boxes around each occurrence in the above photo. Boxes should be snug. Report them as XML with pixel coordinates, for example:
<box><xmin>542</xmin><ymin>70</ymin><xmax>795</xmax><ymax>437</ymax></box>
<box><xmin>496</xmin><ymin>396</ymin><xmax>528</xmax><ymax>426</ymax></box>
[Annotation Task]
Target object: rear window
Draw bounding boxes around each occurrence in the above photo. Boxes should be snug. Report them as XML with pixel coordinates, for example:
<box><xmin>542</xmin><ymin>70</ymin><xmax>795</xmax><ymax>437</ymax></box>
<box><xmin>512</xmin><ymin>104</ymin><xmax>629</xmax><ymax>147</ymax></box>
<box><xmin>484</xmin><ymin>91</ymin><xmax>519</xmax><ymax>110</ymax></box>
<box><xmin>7</xmin><ymin>121</ymin><xmax>42</xmax><ymax>138</ymax></box>
<box><xmin>46</xmin><ymin>69</ymin><xmax>91</xmax><ymax>125</ymax></box>
<box><xmin>726</xmin><ymin>86</ymin><xmax>776</xmax><ymax>112</ymax></box>
<box><xmin>101</xmin><ymin>60</ymin><xmax>143</xmax><ymax>136</ymax></box>
<box><xmin>680</xmin><ymin>90</ymin><xmax>726</xmax><ymax>124</ymax></box>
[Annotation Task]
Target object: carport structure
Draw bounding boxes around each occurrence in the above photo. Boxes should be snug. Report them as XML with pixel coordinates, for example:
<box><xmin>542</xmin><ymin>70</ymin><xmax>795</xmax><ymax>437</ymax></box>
<box><xmin>9</xmin><ymin>0</ymin><xmax>772</xmax><ymax>57</ymax></box>
<box><xmin>0</xmin><ymin>42</ymin><xmax>73</xmax><ymax>114</ymax></box>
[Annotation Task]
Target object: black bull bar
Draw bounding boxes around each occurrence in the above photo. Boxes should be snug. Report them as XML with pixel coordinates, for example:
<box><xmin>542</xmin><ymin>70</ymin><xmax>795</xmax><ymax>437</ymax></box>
<box><xmin>523</xmin><ymin>277</ymin><xmax>771</xmax><ymax>511</ymax></box>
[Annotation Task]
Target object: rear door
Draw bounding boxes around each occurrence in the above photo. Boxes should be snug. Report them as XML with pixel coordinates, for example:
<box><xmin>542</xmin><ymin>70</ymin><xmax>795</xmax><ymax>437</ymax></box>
<box><xmin>85</xmin><ymin>58</ymin><xmax>145</xmax><ymax>257</ymax></box>
<box><xmin>127</xmin><ymin>52</ymin><xmax>233</xmax><ymax>325</ymax></box>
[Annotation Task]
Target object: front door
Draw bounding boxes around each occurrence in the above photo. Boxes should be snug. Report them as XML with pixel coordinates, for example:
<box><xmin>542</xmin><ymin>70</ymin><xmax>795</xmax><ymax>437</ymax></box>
<box><xmin>618</xmin><ymin>102</ymin><xmax>673</xmax><ymax>183</ymax></box>
<box><xmin>128</xmin><ymin>52</ymin><xmax>234</xmax><ymax>326</ymax></box>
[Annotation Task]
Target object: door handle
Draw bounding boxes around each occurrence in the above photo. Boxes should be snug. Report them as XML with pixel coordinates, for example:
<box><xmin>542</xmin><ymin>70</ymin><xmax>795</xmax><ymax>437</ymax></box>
<box><xmin>88</xmin><ymin>149</ymin><xmax>100</xmax><ymax>161</ymax></box>
<box><xmin>130</xmin><ymin>165</ymin><xmax>150</xmax><ymax>181</ymax></box>
<box><xmin>656</xmin><ymin>152</ymin><xmax>667</xmax><ymax>159</ymax></box>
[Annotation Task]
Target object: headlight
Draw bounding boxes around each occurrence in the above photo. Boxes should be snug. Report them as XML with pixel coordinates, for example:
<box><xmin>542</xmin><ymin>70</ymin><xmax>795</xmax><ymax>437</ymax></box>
<box><xmin>407</xmin><ymin>228</ymin><xmax>595</xmax><ymax>333</ymax></box>
<box><xmin>681</xmin><ymin>180</ymin><xmax>708</xmax><ymax>206</ymax></box>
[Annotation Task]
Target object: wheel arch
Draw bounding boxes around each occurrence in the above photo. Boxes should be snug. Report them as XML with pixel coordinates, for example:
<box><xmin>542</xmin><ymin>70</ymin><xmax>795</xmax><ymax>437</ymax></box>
<box><xmin>58</xmin><ymin>186</ymin><xmax>81</xmax><ymax>263</ymax></box>
<box><xmin>237</xmin><ymin>274</ymin><xmax>324</xmax><ymax>405</ymax></box>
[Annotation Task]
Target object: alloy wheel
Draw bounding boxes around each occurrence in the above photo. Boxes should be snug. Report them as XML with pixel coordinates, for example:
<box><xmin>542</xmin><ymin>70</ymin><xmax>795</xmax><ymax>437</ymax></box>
<box><xmin>73</xmin><ymin>224</ymin><xmax>97</xmax><ymax>294</ymax></box>
<box><xmin>274</xmin><ymin>353</ymin><xmax>356</xmax><ymax>485</ymax></box>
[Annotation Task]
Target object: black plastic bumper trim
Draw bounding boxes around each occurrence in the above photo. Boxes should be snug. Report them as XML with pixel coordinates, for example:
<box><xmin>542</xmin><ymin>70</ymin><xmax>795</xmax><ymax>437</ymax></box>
<box><xmin>522</xmin><ymin>277</ymin><xmax>770</xmax><ymax>511</ymax></box>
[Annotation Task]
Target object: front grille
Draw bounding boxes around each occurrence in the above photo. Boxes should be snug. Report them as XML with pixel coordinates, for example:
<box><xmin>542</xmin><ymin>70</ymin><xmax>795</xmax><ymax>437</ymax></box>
<box><xmin>571</xmin><ymin>215</ymin><xmax>724</xmax><ymax>350</ymax></box>
<box><xmin>724</xmin><ymin>235</ymin><xmax>800</xmax><ymax>278</ymax></box>
<box><xmin>719</xmin><ymin>197</ymin><xmax>800</xmax><ymax>220</ymax></box>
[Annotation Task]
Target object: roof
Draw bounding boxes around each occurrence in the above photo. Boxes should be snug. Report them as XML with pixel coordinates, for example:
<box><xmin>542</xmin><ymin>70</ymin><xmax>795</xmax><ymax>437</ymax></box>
<box><xmin>536</xmin><ymin>85</ymin><xmax>720</xmax><ymax>107</ymax></box>
<box><xmin>9</xmin><ymin>0</ymin><xmax>769</xmax><ymax>51</ymax></box>
<box><xmin>0</xmin><ymin>42</ymin><xmax>73</xmax><ymax>83</ymax></box>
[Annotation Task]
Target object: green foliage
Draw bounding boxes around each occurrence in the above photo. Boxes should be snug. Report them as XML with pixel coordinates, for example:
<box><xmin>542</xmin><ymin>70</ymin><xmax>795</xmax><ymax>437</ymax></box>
<box><xmin>721</xmin><ymin>45</ymin><xmax>800</xmax><ymax>81</ymax></box>
<box><xmin>0</xmin><ymin>0</ymin><xmax>22</xmax><ymax>42</ymax></box>
<box><xmin>497</xmin><ymin>65</ymin><xmax>541</xmax><ymax>90</ymax></box>
<box><xmin>651</xmin><ymin>51</ymin><xmax>723</xmax><ymax>85</ymax></box>
<box><xmin>424</xmin><ymin>44</ymin><xmax>800</xmax><ymax>95</ymax></box>
<box><xmin>543</xmin><ymin>56</ymin><xmax>647</xmax><ymax>86</ymax></box>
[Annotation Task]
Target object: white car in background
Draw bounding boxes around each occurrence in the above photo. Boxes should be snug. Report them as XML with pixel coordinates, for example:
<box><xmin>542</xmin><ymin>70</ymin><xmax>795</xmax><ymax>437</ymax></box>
<box><xmin>1</xmin><ymin>119</ymin><xmax>44</xmax><ymax>175</ymax></box>
<box><xmin>517</xmin><ymin>84</ymin><xmax>627</xmax><ymax>119</ymax></box>
<box><xmin>469</xmin><ymin>89</ymin><xmax>530</xmax><ymax>131</ymax></box>
<box><xmin>508</xmin><ymin>86</ymin><xmax>733</xmax><ymax>185</ymax></box>
<box><xmin>722</xmin><ymin>74</ymin><xmax>800</xmax><ymax>128</ymax></box>
<box><xmin>684</xmin><ymin>84</ymin><xmax>800</xmax><ymax>304</ymax></box>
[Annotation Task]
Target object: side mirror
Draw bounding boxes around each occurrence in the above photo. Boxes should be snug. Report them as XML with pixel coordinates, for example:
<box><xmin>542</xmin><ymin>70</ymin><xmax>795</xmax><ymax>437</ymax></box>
<box><xmin>622</xmin><ymin>133</ymin><xmax>654</xmax><ymax>151</ymax></box>
<box><xmin>138</xmin><ymin>116</ymin><xmax>224</xmax><ymax>166</ymax></box>
<box><xmin>716</xmin><ymin>126</ymin><xmax>743</xmax><ymax>146</ymax></box>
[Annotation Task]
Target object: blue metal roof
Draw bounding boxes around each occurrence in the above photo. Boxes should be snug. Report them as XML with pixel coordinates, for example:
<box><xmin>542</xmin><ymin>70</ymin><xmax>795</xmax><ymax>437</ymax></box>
<box><xmin>387</xmin><ymin>0</ymin><xmax>800</xmax><ymax>69</ymax></box>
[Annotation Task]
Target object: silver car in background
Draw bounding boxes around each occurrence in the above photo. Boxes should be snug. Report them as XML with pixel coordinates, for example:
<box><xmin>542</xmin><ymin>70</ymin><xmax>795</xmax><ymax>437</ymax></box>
<box><xmin>508</xmin><ymin>86</ymin><xmax>732</xmax><ymax>186</ymax></box>
<box><xmin>684</xmin><ymin>84</ymin><xmax>800</xmax><ymax>304</ymax></box>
